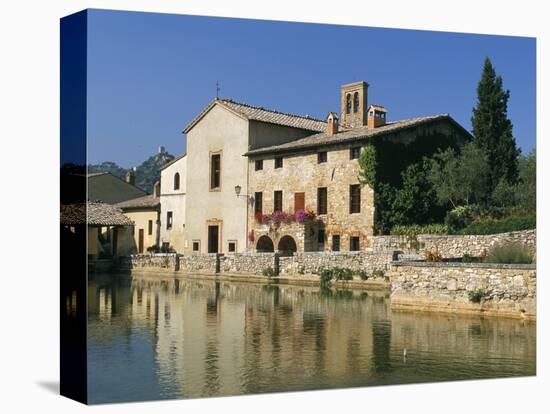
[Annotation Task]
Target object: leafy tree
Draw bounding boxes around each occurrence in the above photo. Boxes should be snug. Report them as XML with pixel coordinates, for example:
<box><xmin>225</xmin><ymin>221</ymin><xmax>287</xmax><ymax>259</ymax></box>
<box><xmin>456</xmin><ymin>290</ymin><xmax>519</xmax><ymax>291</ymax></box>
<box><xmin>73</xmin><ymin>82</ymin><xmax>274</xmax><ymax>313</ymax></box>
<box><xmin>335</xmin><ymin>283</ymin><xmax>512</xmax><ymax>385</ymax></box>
<box><xmin>392</xmin><ymin>160</ymin><xmax>442</xmax><ymax>226</ymax></box>
<box><xmin>358</xmin><ymin>144</ymin><xmax>377</xmax><ymax>187</ymax></box>
<box><xmin>471</xmin><ymin>57</ymin><xmax>520</xmax><ymax>189</ymax></box>
<box><xmin>428</xmin><ymin>142</ymin><xmax>491</xmax><ymax>208</ymax></box>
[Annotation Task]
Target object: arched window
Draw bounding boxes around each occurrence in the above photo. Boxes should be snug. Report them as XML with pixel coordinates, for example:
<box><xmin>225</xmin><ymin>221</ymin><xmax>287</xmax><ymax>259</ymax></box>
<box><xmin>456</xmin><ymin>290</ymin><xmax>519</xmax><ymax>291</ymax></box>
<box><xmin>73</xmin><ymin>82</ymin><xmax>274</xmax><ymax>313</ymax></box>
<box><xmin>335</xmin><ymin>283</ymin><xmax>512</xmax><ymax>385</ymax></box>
<box><xmin>353</xmin><ymin>92</ymin><xmax>359</xmax><ymax>113</ymax></box>
<box><xmin>174</xmin><ymin>172</ymin><xmax>180</xmax><ymax>190</ymax></box>
<box><xmin>345</xmin><ymin>94</ymin><xmax>351</xmax><ymax>114</ymax></box>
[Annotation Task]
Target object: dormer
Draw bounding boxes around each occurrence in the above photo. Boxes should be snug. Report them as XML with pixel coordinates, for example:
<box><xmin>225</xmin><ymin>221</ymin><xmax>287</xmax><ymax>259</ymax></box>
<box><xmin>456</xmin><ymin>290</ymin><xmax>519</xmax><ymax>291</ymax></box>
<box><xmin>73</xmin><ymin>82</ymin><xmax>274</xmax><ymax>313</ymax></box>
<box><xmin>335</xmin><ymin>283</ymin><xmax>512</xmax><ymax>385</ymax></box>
<box><xmin>326</xmin><ymin>112</ymin><xmax>339</xmax><ymax>136</ymax></box>
<box><xmin>367</xmin><ymin>104</ymin><xmax>387</xmax><ymax>128</ymax></box>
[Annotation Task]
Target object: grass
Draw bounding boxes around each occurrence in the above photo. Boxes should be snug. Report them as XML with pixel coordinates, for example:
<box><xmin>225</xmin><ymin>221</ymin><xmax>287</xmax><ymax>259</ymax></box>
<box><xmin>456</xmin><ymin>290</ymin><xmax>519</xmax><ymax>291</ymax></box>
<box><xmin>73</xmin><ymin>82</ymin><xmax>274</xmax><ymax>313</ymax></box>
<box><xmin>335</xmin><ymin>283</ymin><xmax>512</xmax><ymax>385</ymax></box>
<box><xmin>467</xmin><ymin>289</ymin><xmax>485</xmax><ymax>303</ymax></box>
<box><xmin>485</xmin><ymin>243</ymin><xmax>534</xmax><ymax>264</ymax></box>
<box><xmin>458</xmin><ymin>213</ymin><xmax>535</xmax><ymax>235</ymax></box>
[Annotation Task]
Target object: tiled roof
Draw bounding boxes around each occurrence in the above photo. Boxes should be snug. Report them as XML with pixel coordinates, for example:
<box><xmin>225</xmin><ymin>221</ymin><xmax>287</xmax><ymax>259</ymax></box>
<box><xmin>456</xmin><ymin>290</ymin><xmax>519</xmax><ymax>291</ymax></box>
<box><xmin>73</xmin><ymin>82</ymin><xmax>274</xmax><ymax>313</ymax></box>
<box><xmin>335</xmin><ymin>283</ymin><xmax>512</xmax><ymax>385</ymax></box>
<box><xmin>115</xmin><ymin>195</ymin><xmax>160</xmax><ymax>210</ymax></box>
<box><xmin>183</xmin><ymin>99</ymin><xmax>327</xmax><ymax>134</ymax></box>
<box><xmin>60</xmin><ymin>202</ymin><xmax>134</xmax><ymax>226</ymax></box>
<box><xmin>245</xmin><ymin>114</ymin><xmax>467</xmax><ymax>156</ymax></box>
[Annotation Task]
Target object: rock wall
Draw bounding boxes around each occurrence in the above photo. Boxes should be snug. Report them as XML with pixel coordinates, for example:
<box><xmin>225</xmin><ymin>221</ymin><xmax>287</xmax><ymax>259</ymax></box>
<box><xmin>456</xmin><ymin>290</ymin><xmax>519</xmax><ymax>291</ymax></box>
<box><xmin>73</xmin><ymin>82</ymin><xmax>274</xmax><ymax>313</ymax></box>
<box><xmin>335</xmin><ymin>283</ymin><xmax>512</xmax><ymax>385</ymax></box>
<box><xmin>418</xmin><ymin>230</ymin><xmax>536</xmax><ymax>259</ymax></box>
<box><xmin>372</xmin><ymin>229</ymin><xmax>536</xmax><ymax>259</ymax></box>
<box><xmin>389</xmin><ymin>261</ymin><xmax>536</xmax><ymax>319</ymax></box>
<box><xmin>179</xmin><ymin>254</ymin><xmax>217</xmax><ymax>273</ymax></box>
<box><xmin>123</xmin><ymin>254</ymin><xmax>179</xmax><ymax>272</ymax></box>
<box><xmin>221</xmin><ymin>253</ymin><xmax>276</xmax><ymax>274</ymax></box>
<box><xmin>279</xmin><ymin>251</ymin><xmax>394</xmax><ymax>276</ymax></box>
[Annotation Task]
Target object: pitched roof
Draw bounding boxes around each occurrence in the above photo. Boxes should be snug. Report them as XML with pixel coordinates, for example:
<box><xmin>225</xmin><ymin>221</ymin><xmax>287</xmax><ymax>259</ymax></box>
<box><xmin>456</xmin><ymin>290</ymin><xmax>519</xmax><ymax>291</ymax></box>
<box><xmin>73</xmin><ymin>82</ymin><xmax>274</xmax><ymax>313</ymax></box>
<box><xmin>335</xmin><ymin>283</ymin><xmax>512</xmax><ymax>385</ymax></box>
<box><xmin>61</xmin><ymin>202</ymin><xmax>134</xmax><ymax>226</ymax></box>
<box><xmin>183</xmin><ymin>99</ymin><xmax>327</xmax><ymax>134</ymax></box>
<box><xmin>115</xmin><ymin>195</ymin><xmax>160</xmax><ymax>210</ymax></box>
<box><xmin>245</xmin><ymin>114</ymin><xmax>469</xmax><ymax>156</ymax></box>
<box><xmin>160</xmin><ymin>152</ymin><xmax>187</xmax><ymax>171</ymax></box>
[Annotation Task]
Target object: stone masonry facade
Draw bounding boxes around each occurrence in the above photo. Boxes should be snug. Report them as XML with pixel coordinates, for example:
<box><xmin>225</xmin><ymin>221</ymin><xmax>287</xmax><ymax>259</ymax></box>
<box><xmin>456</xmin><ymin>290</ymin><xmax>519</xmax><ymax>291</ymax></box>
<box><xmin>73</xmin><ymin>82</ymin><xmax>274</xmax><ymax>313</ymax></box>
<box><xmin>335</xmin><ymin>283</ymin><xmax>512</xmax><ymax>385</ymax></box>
<box><xmin>247</xmin><ymin>143</ymin><xmax>375</xmax><ymax>253</ymax></box>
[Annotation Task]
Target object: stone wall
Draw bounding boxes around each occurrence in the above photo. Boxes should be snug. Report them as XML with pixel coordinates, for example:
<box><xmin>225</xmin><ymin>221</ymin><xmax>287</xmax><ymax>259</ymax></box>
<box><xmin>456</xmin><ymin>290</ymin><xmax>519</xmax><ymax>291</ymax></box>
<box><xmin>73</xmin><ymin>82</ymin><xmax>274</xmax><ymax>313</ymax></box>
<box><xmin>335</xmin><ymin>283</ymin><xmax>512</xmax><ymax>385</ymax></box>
<box><xmin>279</xmin><ymin>251</ymin><xmax>394</xmax><ymax>276</ymax></box>
<box><xmin>123</xmin><ymin>253</ymin><xmax>180</xmax><ymax>272</ymax></box>
<box><xmin>419</xmin><ymin>230</ymin><xmax>536</xmax><ymax>259</ymax></box>
<box><xmin>389</xmin><ymin>261</ymin><xmax>536</xmax><ymax>319</ymax></box>
<box><xmin>221</xmin><ymin>253</ymin><xmax>276</xmax><ymax>275</ymax></box>
<box><xmin>179</xmin><ymin>254</ymin><xmax>217</xmax><ymax>273</ymax></box>
<box><xmin>372</xmin><ymin>229</ymin><xmax>536</xmax><ymax>259</ymax></box>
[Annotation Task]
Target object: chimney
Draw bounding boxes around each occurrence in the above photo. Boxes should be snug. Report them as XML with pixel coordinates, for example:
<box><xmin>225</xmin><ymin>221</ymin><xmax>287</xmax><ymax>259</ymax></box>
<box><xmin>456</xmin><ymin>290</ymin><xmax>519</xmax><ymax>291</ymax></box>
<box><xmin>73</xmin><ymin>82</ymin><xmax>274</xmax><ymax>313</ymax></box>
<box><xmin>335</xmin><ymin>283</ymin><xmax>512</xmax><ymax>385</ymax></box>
<box><xmin>327</xmin><ymin>112</ymin><xmax>339</xmax><ymax>136</ymax></box>
<box><xmin>153</xmin><ymin>180</ymin><xmax>161</xmax><ymax>198</ymax></box>
<box><xmin>367</xmin><ymin>104</ymin><xmax>387</xmax><ymax>129</ymax></box>
<box><xmin>125</xmin><ymin>169</ymin><xmax>135</xmax><ymax>186</ymax></box>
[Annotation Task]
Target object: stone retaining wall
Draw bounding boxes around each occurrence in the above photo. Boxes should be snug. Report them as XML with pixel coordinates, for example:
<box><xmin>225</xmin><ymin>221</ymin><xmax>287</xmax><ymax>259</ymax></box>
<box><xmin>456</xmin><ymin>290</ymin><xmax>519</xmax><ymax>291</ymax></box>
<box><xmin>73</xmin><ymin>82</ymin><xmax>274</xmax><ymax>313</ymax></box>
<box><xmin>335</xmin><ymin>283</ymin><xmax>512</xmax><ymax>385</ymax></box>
<box><xmin>372</xmin><ymin>229</ymin><xmax>536</xmax><ymax>259</ymax></box>
<box><xmin>279</xmin><ymin>251</ymin><xmax>394</xmax><ymax>276</ymax></box>
<box><xmin>221</xmin><ymin>253</ymin><xmax>276</xmax><ymax>274</ymax></box>
<box><xmin>419</xmin><ymin>230</ymin><xmax>536</xmax><ymax>259</ymax></box>
<box><xmin>122</xmin><ymin>254</ymin><xmax>179</xmax><ymax>272</ymax></box>
<box><xmin>179</xmin><ymin>254</ymin><xmax>217</xmax><ymax>273</ymax></box>
<box><xmin>389</xmin><ymin>261</ymin><xmax>536</xmax><ymax>319</ymax></box>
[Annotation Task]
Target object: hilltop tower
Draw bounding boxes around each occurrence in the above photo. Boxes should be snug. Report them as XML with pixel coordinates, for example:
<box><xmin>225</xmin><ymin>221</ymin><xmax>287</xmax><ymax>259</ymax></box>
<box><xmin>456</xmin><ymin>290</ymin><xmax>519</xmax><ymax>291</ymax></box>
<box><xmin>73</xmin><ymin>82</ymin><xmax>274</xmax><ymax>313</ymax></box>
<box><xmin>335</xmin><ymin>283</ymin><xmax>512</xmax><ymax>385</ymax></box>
<box><xmin>340</xmin><ymin>81</ymin><xmax>369</xmax><ymax>128</ymax></box>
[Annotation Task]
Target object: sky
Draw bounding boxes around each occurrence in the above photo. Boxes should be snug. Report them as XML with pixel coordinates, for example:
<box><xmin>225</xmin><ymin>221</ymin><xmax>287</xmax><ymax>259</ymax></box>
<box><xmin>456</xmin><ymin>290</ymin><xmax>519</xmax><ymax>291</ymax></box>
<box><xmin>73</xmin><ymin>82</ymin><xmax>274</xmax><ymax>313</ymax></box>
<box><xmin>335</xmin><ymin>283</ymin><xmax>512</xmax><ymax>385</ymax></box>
<box><xmin>87</xmin><ymin>9</ymin><xmax>536</xmax><ymax>168</ymax></box>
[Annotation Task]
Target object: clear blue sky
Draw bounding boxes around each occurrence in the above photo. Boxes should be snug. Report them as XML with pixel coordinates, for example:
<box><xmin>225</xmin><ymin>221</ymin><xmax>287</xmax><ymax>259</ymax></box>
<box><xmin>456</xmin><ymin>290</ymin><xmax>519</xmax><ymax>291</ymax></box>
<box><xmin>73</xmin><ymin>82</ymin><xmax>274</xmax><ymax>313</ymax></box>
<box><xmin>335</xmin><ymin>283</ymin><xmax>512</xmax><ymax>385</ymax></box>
<box><xmin>87</xmin><ymin>9</ymin><xmax>536</xmax><ymax>168</ymax></box>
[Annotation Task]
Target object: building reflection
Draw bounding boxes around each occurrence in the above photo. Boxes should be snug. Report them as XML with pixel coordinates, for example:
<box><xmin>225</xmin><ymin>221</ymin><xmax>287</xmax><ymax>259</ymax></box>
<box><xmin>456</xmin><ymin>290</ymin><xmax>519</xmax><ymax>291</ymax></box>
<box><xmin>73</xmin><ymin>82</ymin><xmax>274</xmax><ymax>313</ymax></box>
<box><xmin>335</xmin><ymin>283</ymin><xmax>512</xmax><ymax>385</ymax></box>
<box><xmin>87</xmin><ymin>276</ymin><xmax>536</xmax><ymax>400</ymax></box>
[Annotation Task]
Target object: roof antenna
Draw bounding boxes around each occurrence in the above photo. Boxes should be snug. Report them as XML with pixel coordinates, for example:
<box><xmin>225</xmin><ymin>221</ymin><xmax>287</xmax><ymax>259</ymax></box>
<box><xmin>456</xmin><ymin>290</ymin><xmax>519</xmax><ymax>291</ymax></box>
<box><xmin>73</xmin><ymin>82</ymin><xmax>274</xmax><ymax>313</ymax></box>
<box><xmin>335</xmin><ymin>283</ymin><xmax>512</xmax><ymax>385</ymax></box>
<box><xmin>216</xmin><ymin>81</ymin><xmax>220</xmax><ymax>100</ymax></box>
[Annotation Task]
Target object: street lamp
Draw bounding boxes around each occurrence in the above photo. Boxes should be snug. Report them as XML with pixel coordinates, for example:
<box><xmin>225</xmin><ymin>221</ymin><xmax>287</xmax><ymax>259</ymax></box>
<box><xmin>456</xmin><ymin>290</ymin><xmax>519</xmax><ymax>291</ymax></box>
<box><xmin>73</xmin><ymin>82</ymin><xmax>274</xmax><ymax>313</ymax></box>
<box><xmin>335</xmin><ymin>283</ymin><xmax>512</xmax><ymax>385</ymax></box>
<box><xmin>234</xmin><ymin>185</ymin><xmax>242</xmax><ymax>197</ymax></box>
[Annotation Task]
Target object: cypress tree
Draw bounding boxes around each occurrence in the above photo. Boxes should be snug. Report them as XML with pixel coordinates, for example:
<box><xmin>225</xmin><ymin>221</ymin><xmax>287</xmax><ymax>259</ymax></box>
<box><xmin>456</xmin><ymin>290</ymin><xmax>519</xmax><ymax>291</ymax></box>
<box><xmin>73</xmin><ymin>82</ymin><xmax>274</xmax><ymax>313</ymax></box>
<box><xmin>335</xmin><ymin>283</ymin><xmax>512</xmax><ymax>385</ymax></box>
<box><xmin>471</xmin><ymin>58</ymin><xmax>519</xmax><ymax>190</ymax></box>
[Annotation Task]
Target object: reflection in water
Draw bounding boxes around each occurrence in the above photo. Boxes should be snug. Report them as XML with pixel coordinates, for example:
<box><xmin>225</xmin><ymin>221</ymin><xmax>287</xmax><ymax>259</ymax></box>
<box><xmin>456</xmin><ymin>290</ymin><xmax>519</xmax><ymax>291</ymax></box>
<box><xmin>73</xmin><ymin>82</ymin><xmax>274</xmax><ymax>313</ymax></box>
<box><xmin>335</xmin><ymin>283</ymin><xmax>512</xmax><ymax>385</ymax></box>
<box><xmin>87</xmin><ymin>274</ymin><xmax>536</xmax><ymax>404</ymax></box>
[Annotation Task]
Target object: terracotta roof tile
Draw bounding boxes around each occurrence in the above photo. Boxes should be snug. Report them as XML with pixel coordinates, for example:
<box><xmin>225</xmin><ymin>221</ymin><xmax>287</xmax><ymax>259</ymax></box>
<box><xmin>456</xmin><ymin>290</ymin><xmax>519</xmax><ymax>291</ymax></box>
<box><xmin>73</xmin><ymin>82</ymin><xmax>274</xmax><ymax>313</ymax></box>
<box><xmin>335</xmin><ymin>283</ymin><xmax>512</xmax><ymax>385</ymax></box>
<box><xmin>245</xmin><ymin>114</ymin><xmax>466</xmax><ymax>156</ymax></box>
<box><xmin>115</xmin><ymin>195</ymin><xmax>160</xmax><ymax>210</ymax></box>
<box><xmin>60</xmin><ymin>202</ymin><xmax>134</xmax><ymax>226</ymax></box>
<box><xmin>183</xmin><ymin>99</ymin><xmax>326</xmax><ymax>134</ymax></box>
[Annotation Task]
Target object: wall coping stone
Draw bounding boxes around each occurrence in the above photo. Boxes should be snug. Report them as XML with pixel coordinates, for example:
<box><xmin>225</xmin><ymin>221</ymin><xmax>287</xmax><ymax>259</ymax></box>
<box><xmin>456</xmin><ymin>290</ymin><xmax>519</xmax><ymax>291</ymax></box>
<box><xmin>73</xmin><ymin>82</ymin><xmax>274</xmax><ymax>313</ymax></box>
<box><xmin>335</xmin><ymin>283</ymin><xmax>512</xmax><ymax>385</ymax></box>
<box><xmin>391</xmin><ymin>260</ymin><xmax>536</xmax><ymax>270</ymax></box>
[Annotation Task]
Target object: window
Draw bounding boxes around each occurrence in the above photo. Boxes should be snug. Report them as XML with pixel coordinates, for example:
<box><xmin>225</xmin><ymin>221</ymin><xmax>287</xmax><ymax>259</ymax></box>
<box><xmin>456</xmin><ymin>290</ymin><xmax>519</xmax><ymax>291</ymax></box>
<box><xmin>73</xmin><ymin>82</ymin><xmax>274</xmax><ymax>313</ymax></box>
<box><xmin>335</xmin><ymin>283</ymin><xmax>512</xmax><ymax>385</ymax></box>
<box><xmin>174</xmin><ymin>172</ymin><xmax>180</xmax><ymax>190</ymax></box>
<box><xmin>166</xmin><ymin>211</ymin><xmax>173</xmax><ymax>230</ymax></box>
<box><xmin>294</xmin><ymin>192</ymin><xmax>305</xmax><ymax>212</ymax></box>
<box><xmin>192</xmin><ymin>241</ymin><xmax>200</xmax><ymax>252</ymax></box>
<box><xmin>317</xmin><ymin>187</ymin><xmax>327</xmax><ymax>215</ymax></box>
<box><xmin>274</xmin><ymin>157</ymin><xmax>283</xmax><ymax>169</ymax></box>
<box><xmin>317</xmin><ymin>151</ymin><xmax>327</xmax><ymax>163</ymax></box>
<box><xmin>345</xmin><ymin>94</ymin><xmax>351</xmax><ymax>114</ymax></box>
<box><xmin>274</xmin><ymin>191</ymin><xmax>283</xmax><ymax>212</ymax></box>
<box><xmin>353</xmin><ymin>92</ymin><xmax>359</xmax><ymax>113</ymax></box>
<box><xmin>318</xmin><ymin>229</ymin><xmax>325</xmax><ymax>246</ymax></box>
<box><xmin>255</xmin><ymin>159</ymin><xmax>263</xmax><ymax>171</ymax></box>
<box><xmin>228</xmin><ymin>241</ymin><xmax>236</xmax><ymax>253</ymax></box>
<box><xmin>349</xmin><ymin>184</ymin><xmax>361</xmax><ymax>213</ymax></box>
<box><xmin>210</xmin><ymin>153</ymin><xmax>221</xmax><ymax>189</ymax></box>
<box><xmin>148</xmin><ymin>220</ymin><xmax>153</xmax><ymax>235</ymax></box>
<box><xmin>350</xmin><ymin>146</ymin><xmax>361</xmax><ymax>159</ymax></box>
<box><xmin>350</xmin><ymin>236</ymin><xmax>360</xmax><ymax>251</ymax></box>
<box><xmin>332</xmin><ymin>235</ymin><xmax>340</xmax><ymax>252</ymax></box>
<box><xmin>254</xmin><ymin>192</ymin><xmax>263</xmax><ymax>214</ymax></box>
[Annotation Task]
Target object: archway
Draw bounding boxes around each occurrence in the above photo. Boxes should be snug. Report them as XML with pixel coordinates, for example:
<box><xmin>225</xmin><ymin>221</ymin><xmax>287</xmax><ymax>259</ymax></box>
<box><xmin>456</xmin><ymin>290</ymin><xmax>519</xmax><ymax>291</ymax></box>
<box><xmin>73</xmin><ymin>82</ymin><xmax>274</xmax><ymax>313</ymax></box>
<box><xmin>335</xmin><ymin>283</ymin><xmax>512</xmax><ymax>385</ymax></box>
<box><xmin>256</xmin><ymin>235</ymin><xmax>274</xmax><ymax>252</ymax></box>
<box><xmin>277</xmin><ymin>235</ymin><xmax>297</xmax><ymax>256</ymax></box>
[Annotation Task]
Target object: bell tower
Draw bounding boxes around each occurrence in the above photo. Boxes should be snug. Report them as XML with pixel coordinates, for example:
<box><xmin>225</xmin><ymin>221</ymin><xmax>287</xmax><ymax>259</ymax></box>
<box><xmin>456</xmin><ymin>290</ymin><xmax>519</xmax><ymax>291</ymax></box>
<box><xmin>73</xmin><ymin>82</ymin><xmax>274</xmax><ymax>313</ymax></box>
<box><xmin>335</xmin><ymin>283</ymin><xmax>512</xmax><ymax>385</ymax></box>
<box><xmin>340</xmin><ymin>81</ymin><xmax>369</xmax><ymax>128</ymax></box>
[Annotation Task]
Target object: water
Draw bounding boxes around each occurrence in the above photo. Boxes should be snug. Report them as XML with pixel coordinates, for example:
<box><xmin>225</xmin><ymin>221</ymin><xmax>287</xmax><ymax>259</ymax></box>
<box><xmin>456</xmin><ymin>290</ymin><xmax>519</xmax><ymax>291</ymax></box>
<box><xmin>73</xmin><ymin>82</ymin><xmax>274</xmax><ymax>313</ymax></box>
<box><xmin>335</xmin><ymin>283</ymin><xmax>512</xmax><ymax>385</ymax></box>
<box><xmin>87</xmin><ymin>274</ymin><xmax>536</xmax><ymax>404</ymax></box>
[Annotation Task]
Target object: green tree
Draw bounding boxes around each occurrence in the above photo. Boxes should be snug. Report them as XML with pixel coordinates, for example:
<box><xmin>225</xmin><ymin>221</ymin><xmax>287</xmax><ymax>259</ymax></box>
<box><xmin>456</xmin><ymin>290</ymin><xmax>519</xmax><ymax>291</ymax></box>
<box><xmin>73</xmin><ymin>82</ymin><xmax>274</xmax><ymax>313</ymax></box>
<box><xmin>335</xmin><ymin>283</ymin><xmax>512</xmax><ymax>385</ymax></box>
<box><xmin>392</xmin><ymin>160</ymin><xmax>442</xmax><ymax>226</ymax></box>
<box><xmin>471</xmin><ymin>57</ymin><xmax>520</xmax><ymax>189</ymax></box>
<box><xmin>428</xmin><ymin>142</ymin><xmax>491</xmax><ymax>208</ymax></box>
<box><xmin>358</xmin><ymin>144</ymin><xmax>377</xmax><ymax>187</ymax></box>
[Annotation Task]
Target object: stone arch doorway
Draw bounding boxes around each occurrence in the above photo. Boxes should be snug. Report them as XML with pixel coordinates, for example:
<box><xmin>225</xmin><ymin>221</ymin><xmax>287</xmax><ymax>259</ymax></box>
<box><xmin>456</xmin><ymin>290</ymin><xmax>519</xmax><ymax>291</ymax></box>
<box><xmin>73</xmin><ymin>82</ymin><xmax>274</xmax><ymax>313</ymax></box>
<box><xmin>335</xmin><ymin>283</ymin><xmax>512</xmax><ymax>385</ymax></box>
<box><xmin>256</xmin><ymin>235</ymin><xmax>274</xmax><ymax>252</ymax></box>
<box><xmin>278</xmin><ymin>235</ymin><xmax>297</xmax><ymax>256</ymax></box>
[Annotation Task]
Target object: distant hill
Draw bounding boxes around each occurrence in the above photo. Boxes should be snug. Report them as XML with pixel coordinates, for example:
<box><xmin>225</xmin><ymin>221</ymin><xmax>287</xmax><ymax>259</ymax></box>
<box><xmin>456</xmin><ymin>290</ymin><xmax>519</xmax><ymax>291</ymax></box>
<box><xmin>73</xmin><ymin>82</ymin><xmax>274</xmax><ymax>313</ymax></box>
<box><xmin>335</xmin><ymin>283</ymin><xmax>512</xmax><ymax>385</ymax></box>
<box><xmin>88</xmin><ymin>147</ymin><xmax>175</xmax><ymax>193</ymax></box>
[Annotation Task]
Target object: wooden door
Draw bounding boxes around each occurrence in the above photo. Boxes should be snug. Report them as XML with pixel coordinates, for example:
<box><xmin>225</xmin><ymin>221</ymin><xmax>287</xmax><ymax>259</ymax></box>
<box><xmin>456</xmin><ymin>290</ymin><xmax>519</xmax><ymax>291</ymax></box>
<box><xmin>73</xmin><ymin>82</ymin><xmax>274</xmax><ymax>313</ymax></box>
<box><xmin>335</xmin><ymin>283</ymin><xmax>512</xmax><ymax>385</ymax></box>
<box><xmin>138</xmin><ymin>229</ymin><xmax>144</xmax><ymax>254</ymax></box>
<box><xmin>208</xmin><ymin>225</ymin><xmax>219</xmax><ymax>253</ymax></box>
<box><xmin>294</xmin><ymin>192</ymin><xmax>305</xmax><ymax>212</ymax></box>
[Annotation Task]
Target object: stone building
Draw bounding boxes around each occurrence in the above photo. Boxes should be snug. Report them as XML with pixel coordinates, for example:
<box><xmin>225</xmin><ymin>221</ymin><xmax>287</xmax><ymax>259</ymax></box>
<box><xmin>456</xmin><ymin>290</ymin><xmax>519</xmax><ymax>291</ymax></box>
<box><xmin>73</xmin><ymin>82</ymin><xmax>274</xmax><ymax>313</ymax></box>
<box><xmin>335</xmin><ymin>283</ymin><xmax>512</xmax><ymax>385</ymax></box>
<box><xmin>176</xmin><ymin>80</ymin><xmax>470</xmax><ymax>255</ymax></box>
<box><xmin>244</xmin><ymin>82</ymin><xmax>471</xmax><ymax>253</ymax></box>
<box><xmin>159</xmin><ymin>154</ymin><xmax>187</xmax><ymax>253</ymax></box>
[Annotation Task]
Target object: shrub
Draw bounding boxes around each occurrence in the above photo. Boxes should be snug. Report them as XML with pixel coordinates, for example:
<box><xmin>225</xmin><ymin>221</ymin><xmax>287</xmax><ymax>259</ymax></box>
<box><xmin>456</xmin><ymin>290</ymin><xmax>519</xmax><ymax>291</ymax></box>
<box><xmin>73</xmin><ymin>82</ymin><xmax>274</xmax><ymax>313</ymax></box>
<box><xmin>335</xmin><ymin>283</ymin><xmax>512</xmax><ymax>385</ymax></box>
<box><xmin>444</xmin><ymin>205</ymin><xmax>479</xmax><ymax>231</ymax></box>
<box><xmin>458</xmin><ymin>213</ymin><xmax>535</xmax><ymax>235</ymax></box>
<box><xmin>372</xmin><ymin>269</ymin><xmax>385</xmax><ymax>279</ymax></box>
<box><xmin>485</xmin><ymin>243</ymin><xmax>533</xmax><ymax>264</ymax></box>
<box><xmin>357</xmin><ymin>270</ymin><xmax>369</xmax><ymax>280</ymax></box>
<box><xmin>319</xmin><ymin>268</ymin><xmax>333</xmax><ymax>287</ymax></box>
<box><xmin>468</xmin><ymin>289</ymin><xmax>485</xmax><ymax>303</ymax></box>
<box><xmin>390</xmin><ymin>223</ymin><xmax>449</xmax><ymax>237</ymax></box>
<box><xmin>262</xmin><ymin>267</ymin><xmax>276</xmax><ymax>277</ymax></box>
<box><xmin>147</xmin><ymin>244</ymin><xmax>160</xmax><ymax>254</ymax></box>
<box><xmin>425</xmin><ymin>249</ymin><xmax>443</xmax><ymax>262</ymax></box>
